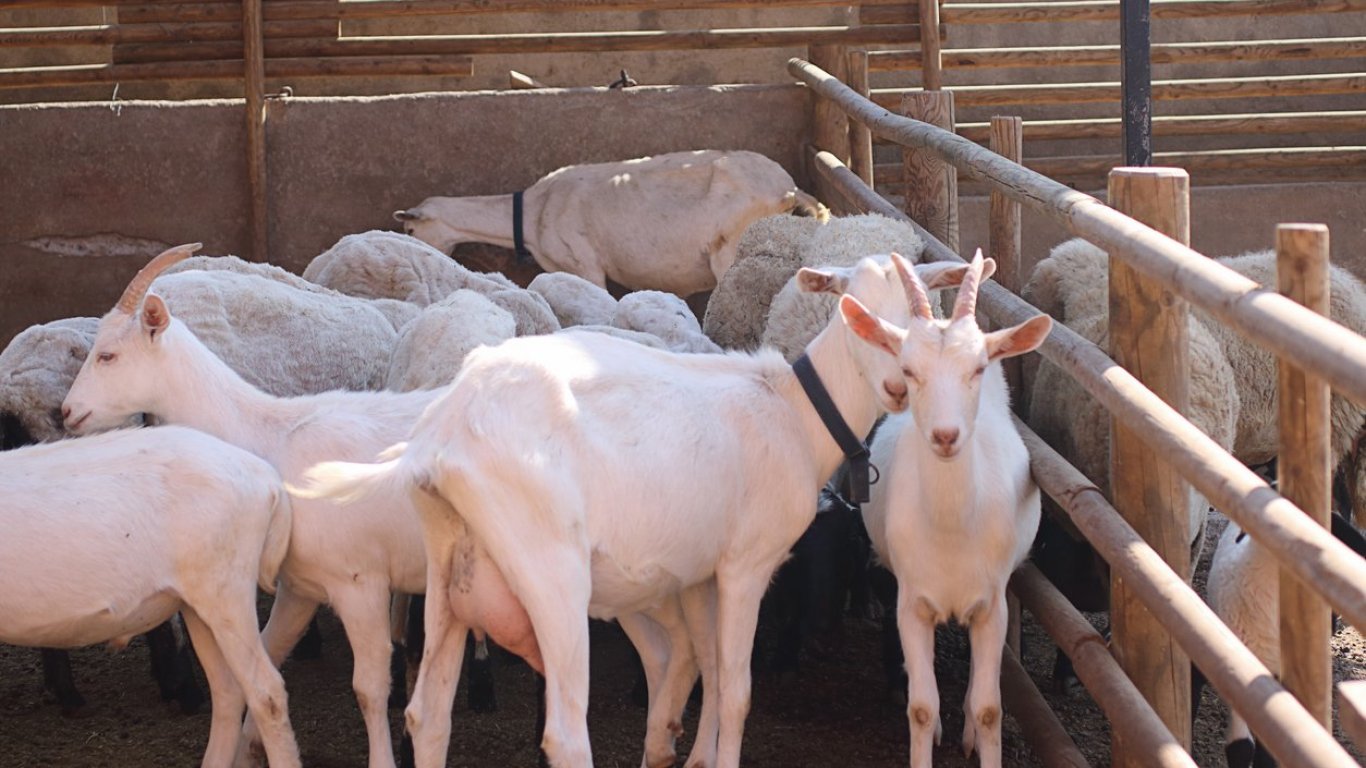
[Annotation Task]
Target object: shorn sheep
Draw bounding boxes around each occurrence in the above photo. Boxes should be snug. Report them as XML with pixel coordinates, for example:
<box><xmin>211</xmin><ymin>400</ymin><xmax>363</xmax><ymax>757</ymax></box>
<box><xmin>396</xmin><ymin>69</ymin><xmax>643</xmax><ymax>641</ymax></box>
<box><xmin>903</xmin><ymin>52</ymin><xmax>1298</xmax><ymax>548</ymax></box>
<box><xmin>0</xmin><ymin>424</ymin><xmax>299</xmax><ymax>768</ymax></box>
<box><xmin>394</xmin><ymin>149</ymin><xmax>828</xmax><ymax>296</ymax></box>
<box><xmin>62</xmin><ymin>246</ymin><xmax>543</xmax><ymax>768</ymax></box>
<box><xmin>296</xmin><ymin>255</ymin><xmax>980</xmax><ymax>768</ymax></box>
<box><xmin>861</xmin><ymin>251</ymin><xmax>1051</xmax><ymax>768</ymax></box>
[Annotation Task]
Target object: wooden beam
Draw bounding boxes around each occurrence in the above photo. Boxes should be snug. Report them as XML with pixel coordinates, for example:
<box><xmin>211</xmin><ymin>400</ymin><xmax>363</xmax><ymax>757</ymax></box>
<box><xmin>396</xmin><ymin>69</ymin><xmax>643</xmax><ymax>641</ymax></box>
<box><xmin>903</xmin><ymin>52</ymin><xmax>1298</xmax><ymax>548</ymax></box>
<box><xmin>869</xmin><ymin>38</ymin><xmax>1366</xmax><ymax>71</ymax></box>
<box><xmin>900</xmin><ymin>91</ymin><xmax>958</xmax><ymax>252</ymax></box>
<box><xmin>1277</xmin><ymin>223</ymin><xmax>1334</xmax><ymax>729</ymax></box>
<box><xmin>918</xmin><ymin>0</ymin><xmax>942</xmax><ymax>90</ymax></box>
<box><xmin>847</xmin><ymin>49</ymin><xmax>875</xmax><ymax>188</ymax></box>
<box><xmin>0</xmin><ymin>56</ymin><xmax>474</xmax><ymax>88</ymax></box>
<box><xmin>870</xmin><ymin>72</ymin><xmax>1366</xmax><ymax>109</ymax></box>
<box><xmin>809</xmin><ymin>44</ymin><xmax>851</xmax><ymax>165</ymax></box>
<box><xmin>1012</xmin><ymin>565</ymin><xmax>1195</xmax><ymax>768</ymax></box>
<box><xmin>1340</xmin><ymin>680</ymin><xmax>1366</xmax><ymax>752</ymax></box>
<box><xmin>1107</xmin><ymin>167</ymin><xmax>1192</xmax><ymax>763</ymax></box>
<box><xmin>988</xmin><ymin>116</ymin><xmax>1023</xmax><ymax>409</ymax></box>
<box><xmin>929</xmin><ymin>0</ymin><xmax>1366</xmax><ymax>25</ymax></box>
<box><xmin>999</xmin><ymin>647</ymin><xmax>1091</xmax><ymax>768</ymax></box>
<box><xmin>243</xmin><ymin>0</ymin><xmax>267</xmax><ymax>263</ymax></box>
<box><xmin>0</xmin><ymin>19</ymin><xmax>336</xmax><ymax>46</ymax></box>
<box><xmin>952</xmin><ymin>111</ymin><xmax>1366</xmax><ymax>142</ymax></box>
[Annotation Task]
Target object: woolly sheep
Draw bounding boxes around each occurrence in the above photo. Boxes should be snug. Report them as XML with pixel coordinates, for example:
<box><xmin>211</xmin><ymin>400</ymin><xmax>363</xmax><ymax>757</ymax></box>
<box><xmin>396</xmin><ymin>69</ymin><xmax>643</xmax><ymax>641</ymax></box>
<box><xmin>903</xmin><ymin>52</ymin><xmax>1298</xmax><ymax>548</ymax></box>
<box><xmin>386</xmin><ymin>290</ymin><xmax>519</xmax><ymax>392</ymax></box>
<box><xmin>486</xmin><ymin>287</ymin><xmax>560</xmax><ymax>337</ymax></box>
<box><xmin>759</xmin><ymin>214</ymin><xmax>928</xmax><ymax>361</ymax></box>
<box><xmin>701</xmin><ymin>213</ymin><xmax>820</xmax><ymax>351</ymax></box>
<box><xmin>303</xmin><ymin>230</ymin><xmax>514</xmax><ymax>304</ymax></box>
<box><xmin>528</xmin><ymin>271</ymin><xmax>619</xmax><ymax>328</ymax></box>
<box><xmin>611</xmin><ymin>291</ymin><xmax>721</xmax><ymax>354</ymax></box>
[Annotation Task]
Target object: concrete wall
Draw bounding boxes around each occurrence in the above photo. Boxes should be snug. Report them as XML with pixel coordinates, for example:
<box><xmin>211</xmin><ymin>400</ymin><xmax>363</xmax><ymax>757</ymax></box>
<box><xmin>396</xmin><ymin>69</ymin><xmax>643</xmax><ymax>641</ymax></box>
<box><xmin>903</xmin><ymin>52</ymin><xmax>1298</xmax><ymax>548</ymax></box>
<box><xmin>0</xmin><ymin>83</ymin><xmax>812</xmax><ymax>345</ymax></box>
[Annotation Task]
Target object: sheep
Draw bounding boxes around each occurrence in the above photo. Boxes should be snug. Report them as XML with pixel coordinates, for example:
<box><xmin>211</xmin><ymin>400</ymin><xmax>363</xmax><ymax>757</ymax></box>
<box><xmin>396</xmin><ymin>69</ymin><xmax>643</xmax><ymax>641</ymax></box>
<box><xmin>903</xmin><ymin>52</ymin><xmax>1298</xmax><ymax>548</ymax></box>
<box><xmin>61</xmin><ymin>245</ymin><xmax>543</xmax><ymax>768</ymax></box>
<box><xmin>528</xmin><ymin>271</ymin><xmax>619</xmax><ymax>328</ymax></box>
<box><xmin>393</xmin><ymin>149</ymin><xmax>828</xmax><ymax>297</ymax></box>
<box><xmin>487</xmin><ymin>287</ymin><xmax>561</xmax><ymax>337</ymax></box>
<box><xmin>385</xmin><ymin>290</ymin><xmax>519</xmax><ymax>392</ymax></box>
<box><xmin>759</xmin><ymin>214</ymin><xmax>928</xmax><ymax>361</ymax></box>
<box><xmin>302</xmin><ymin>230</ymin><xmax>515</xmax><ymax>304</ymax></box>
<box><xmin>860</xmin><ymin>251</ymin><xmax>1051</xmax><ymax>768</ymax></box>
<box><xmin>0</xmin><ymin>424</ymin><xmax>300</xmax><ymax>768</ymax></box>
<box><xmin>700</xmin><ymin>213</ymin><xmax>822</xmax><ymax>350</ymax></box>
<box><xmin>294</xmin><ymin>255</ymin><xmax>981</xmax><ymax>768</ymax></box>
<box><xmin>611</xmin><ymin>291</ymin><xmax>722</xmax><ymax>354</ymax></box>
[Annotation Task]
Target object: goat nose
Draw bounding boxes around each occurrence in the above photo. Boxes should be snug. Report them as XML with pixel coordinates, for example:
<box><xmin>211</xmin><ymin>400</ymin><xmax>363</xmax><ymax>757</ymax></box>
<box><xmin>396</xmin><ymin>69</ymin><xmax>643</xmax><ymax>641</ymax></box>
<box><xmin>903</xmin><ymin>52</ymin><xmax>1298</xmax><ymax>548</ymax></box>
<box><xmin>932</xmin><ymin>428</ymin><xmax>960</xmax><ymax>448</ymax></box>
<box><xmin>60</xmin><ymin>405</ymin><xmax>71</xmax><ymax>422</ymax></box>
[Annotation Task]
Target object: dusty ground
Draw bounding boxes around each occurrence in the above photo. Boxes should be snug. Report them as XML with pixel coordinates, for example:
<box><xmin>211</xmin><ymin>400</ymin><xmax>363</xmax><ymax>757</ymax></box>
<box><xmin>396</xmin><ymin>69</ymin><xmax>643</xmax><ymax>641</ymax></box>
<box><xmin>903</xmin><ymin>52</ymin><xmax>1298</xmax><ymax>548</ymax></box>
<box><xmin>2</xmin><ymin>511</ymin><xmax>1363</xmax><ymax>767</ymax></box>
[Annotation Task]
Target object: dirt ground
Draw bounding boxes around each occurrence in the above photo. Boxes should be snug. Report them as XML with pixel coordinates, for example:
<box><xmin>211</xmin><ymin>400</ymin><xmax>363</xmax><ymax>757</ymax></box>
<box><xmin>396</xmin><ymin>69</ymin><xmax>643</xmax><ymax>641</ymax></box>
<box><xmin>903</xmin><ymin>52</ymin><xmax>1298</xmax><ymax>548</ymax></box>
<box><xmin>2</xmin><ymin>511</ymin><xmax>1364</xmax><ymax>767</ymax></box>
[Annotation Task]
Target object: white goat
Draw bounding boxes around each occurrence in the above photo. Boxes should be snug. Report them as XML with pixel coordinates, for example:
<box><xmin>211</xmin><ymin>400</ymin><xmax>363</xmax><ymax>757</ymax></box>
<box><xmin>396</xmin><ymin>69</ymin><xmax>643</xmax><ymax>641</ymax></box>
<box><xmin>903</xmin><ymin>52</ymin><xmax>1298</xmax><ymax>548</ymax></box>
<box><xmin>861</xmin><ymin>251</ymin><xmax>1051</xmax><ymax>768</ymax></box>
<box><xmin>394</xmin><ymin>149</ymin><xmax>827</xmax><ymax>296</ymax></box>
<box><xmin>297</xmin><ymin>254</ymin><xmax>978</xmax><ymax>768</ymax></box>
<box><xmin>0</xmin><ymin>424</ymin><xmax>298</xmax><ymax>768</ymax></box>
<box><xmin>61</xmin><ymin>246</ymin><xmax>543</xmax><ymax>768</ymax></box>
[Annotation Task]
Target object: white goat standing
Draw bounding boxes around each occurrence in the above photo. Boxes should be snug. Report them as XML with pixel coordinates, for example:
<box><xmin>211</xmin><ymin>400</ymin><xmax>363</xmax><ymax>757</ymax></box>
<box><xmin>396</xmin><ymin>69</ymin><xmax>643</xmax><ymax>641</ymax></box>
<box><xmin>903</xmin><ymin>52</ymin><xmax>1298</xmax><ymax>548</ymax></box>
<box><xmin>860</xmin><ymin>251</ymin><xmax>1051</xmax><ymax>768</ymax></box>
<box><xmin>297</xmin><ymin>253</ymin><xmax>978</xmax><ymax>768</ymax></box>
<box><xmin>0</xmin><ymin>424</ymin><xmax>299</xmax><ymax>768</ymax></box>
<box><xmin>61</xmin><ymin>246</ymin><xmax>543</xmax><ymax>768</ymax></box>
<box><xmin>394</xmin><ymin>149</ymin><xmax>826</xmax><ymax>296</ymax></box>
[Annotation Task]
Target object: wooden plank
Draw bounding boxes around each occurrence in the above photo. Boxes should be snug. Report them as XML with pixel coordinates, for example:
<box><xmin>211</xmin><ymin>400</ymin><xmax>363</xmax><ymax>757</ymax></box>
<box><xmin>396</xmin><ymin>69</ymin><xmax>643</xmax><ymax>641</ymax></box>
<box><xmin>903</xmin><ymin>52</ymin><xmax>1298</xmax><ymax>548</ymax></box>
<box><xmin>952</xmin><ymin>111</ymin><xmax>1366</xmax><ymax>143</ymax></box>
<box><xmin>870</xmin><ymin>72</ymin><xmax>1366</xmax><ymax>109</ymax></box>
<box><xmin>871</xmin><ymin>37</ymin><xmax>1366</xmax><ymax>71</ymax></box>
<box><xmin>243</xmin><ymin>0</ymin><xmax>267</xmax><ymax>263</ymax></box>
<box><xmin>1012</xmin><ymin>565</ymin><xmax>1194</xmax><ymax>768</ymax></box>
<box><xmin>847</xmin><ymin>49</ymin><xmax>874</xmax><ymax>187</ymax></box>
<box><xmin>918</xmin><ymin>0</ymin><xmax>942</xmax><ymax>90</ymax></box>
<box><xmin>810</xmin><ymin>44</ymin><xmax>851</xmax><ymax>164</ymax></box>
<box><xmin>0</xmin><ymin>55</ymin><xmax>475</xmax><ymax>87</ymax></box>
<box><xmin>999</xmin><ymin>646</ymin><xmax>1091</xmax><ymax>768</ymax></box>
<box><xmin>988</xmin><ymin>116</ymin><xmax>1023</xmax><ymax>411</ymax></box>
<box><xmin>0</xmin><ymin>19</ymin><xmax>337</xmax><ymax>46</ymax></box>
<box><xmin>1277</xmin><ymin>223</ymin><xmax>1334</xmax><ymax>729</ymax></box>
<box><xmin>900</xmin><ymin>90</ymin><xmax>958</xmax><ymax>252</ymax></box>
<box><xmin>932</xmin><ymin>0</ymin><xmax>1366</xmax><ymax>25</ymax></box>
<box><xmin>1107</xmin><ymin>167</ymin><xmax>1192</xmax><ymax>763</ymax></box>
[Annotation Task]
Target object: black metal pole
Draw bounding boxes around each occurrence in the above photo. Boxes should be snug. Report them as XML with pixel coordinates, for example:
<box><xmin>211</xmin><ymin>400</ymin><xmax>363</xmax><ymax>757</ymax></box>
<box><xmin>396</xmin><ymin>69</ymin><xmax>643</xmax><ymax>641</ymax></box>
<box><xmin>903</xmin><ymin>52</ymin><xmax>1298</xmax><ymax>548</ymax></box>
<box><xmin>1120</xmin><ymin>0</ymin><xmax>1153</xmax><ymax>166</ymax></box>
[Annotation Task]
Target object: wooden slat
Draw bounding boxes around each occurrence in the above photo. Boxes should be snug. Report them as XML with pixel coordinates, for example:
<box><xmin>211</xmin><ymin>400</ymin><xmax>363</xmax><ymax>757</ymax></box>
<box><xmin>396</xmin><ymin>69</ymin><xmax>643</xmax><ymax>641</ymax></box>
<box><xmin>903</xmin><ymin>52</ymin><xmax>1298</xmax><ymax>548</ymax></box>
<box><xmin>871</xmin><ymin>73</ymin><xmax>1366</xmax><ymax>109</ymax></box>
<box><xmin>1341</xmin><ymin>680</ymin><xmax>1366</xmax><ymax>751</ymax></box>
<box><xmin>0</xmin><ymin>19</ymin><xmax>337</xmax><ymax>46</ymax></box>
<box><xmin>952</xmin><ymin>111</ymin><xmax>1366</xmax><ymax>143</ymax></box>
<box><xmin>926</xmin><ymin>0</ymin><xmax>1366</xmax><ymax>26</ymax></box>
<box><xmin>1277</xmin><ymin>224</ymin><xmax>1334</xmax><ymax>729</ymax></box>
<box><xmin>917</xmin><ymin>0</ymin><xmax>942</xmax><ymax>89</ymax></box>
<box><xmin>847</xmin><ymin>49</ymin><xmax>874</xmax><ymax>187</ymax></box>
<box><xmin>0</xmin><ymin>55</ymin><xmax>474</xmax><ymax>88</ymax></box>
<box><xmin>988</xmin><ymin>115</ymin><xmax>1023</xmax><ymax>410</ymax></box>
<box><xmin>869</xmin><ymin>37</ymin><xmax>1366</xmax><ymax>71</ymax></box>
<box><xmin>243</xmin><ymin>0</ymin><xmax>267</xmax><ymax>263</ymax></box>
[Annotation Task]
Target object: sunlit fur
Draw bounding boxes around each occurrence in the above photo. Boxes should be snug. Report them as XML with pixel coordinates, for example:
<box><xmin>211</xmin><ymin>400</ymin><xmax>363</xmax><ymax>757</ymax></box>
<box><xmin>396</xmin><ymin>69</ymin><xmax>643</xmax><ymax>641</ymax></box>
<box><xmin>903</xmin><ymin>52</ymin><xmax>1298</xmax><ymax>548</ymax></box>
<box><xmin>858</xmin><ymin>251</ymin><xmax>1051</xmax><ymax>768</ymax></box>
<box><xmin>296</xmin><ymin>256</ymin><xmax>970</xmax><ymax>768</ymax></box>
<box><xmin>0</xmin><ymin>426</ymin><xmax>299</xmax><ymax>768</ymax></box>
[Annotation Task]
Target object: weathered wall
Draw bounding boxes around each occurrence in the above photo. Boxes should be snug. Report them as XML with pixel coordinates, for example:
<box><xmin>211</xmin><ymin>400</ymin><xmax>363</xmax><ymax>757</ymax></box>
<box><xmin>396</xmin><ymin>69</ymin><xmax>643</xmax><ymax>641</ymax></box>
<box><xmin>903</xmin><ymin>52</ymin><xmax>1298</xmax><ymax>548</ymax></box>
<box><xmin>0</xmin><ymin>83</ymin><xmax>812</xmax><ymax>345</ymax></box>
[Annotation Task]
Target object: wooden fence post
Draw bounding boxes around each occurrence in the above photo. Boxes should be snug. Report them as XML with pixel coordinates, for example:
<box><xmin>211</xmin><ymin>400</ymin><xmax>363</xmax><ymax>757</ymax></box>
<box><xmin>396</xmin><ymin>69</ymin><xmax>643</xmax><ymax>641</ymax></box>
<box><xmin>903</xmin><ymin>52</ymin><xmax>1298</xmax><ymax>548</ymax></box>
<box><xmin>1107</xmin><ymin>166</ymin><xmax>1192</xmax><ymax>765</ymax></box>
<box><xmin>809</xmin><ymin>44</ymin><xmax>851</xmax><ymax>165</ymax></box>
<box><xmin>900</xmin><ymin>91</ymin><xmax>958</xmax><ymax>252</ymax></box>
<box><xmin>242</xmin><ymin>0</ymin><xmax>267</xmax><ymax>261</ymax></box>
<box><xmin>989</xmin><ymin>115</ymin><xmax>1024</xmax><ymax>404</ymax></box>
<box><xmin>1276</xmin><ymin>223</ymin><xmax>1333</xmax><ymax>728</ymax></box>
<box><xmin>847</xmin><ymin>48</ymin><xmax>874</xmax><ymax>188</ymax></box>
<box><xmin>918</xmin><ymin>0</ymin><xmax>943</xmax><ymax>90</ymax></box>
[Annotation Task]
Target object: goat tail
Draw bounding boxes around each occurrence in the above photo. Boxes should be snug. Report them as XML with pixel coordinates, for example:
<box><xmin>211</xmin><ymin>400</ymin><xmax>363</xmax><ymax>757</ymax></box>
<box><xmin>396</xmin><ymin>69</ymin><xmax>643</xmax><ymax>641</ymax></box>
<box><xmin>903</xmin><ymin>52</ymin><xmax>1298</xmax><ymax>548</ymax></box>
<box><xmin>287</xmin><ymin>442</ymin><xmax>415</xmax><ymax>506</ymax></box>
<box><xmin>258</xmin><ymin>486</ymin><xmax>293</xmax><ymax>595</ymax></box>
<box><xmin>791</xmin><ymin>189</ymin><xmax>831</xmax><ymax>223</ymax></box>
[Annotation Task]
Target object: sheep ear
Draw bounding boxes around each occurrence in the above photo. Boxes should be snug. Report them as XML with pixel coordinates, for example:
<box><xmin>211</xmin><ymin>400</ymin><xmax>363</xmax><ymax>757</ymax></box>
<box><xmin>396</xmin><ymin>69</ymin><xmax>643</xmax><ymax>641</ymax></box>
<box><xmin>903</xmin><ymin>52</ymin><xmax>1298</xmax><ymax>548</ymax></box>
<box><xmin>985</xmin><ymin>314</ymin><xmax>1052</xmax><ymax>361</ymax></box>
<box><xmin>393</xmin><ymin>209</ymin><xmax>422</xmax><ymax>223</ymax></box>
<box><xmin>141</xmin><ymin>294</ymin><xmax>171</xmax><ymax>340</ymax></box>
<box><xmin>839</xmin><ymin>294</ymin><xmax>903</xmax><ymax>357</ymax></box>
<box><xmin>797</xmin><ymin>266</ymin><xmax>850</xmax><ymax>295</ymax></box>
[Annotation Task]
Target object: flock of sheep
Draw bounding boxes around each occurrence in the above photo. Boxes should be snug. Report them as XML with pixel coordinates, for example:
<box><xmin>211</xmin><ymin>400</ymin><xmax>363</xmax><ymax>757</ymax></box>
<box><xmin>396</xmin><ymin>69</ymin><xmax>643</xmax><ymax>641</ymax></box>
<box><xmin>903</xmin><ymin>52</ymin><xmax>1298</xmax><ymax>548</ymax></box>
<box><xmin>2</xmin><ymin>147</ymin><xmax>1365</xmax><ymax>768</ymax></box>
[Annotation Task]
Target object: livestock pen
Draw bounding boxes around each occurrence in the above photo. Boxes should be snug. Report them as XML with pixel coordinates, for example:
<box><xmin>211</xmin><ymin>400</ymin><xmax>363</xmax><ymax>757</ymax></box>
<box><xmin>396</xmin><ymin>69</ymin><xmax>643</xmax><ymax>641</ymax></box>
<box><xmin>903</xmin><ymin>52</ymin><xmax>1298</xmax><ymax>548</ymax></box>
<box><xmin>3</xmin><ymin>1</ymin><xmax>1366</xmax><ymax>766</ymax></box>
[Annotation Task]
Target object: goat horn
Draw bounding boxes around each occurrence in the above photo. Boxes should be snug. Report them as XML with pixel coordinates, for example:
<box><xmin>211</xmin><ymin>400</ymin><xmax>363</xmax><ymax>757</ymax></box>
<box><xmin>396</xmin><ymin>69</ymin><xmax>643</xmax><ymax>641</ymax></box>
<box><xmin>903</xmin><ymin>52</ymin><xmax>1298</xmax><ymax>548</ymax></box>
<box><xmin>951</xmin><ymin>248</ymin><xmax>987</xmax><ymax>322</ymax></box>
<box><xmin>115</xmin><ymin>243</ymin><xmax>202</xmax><ymax>314</ymax></box>
<box><xmin>892</xmin><ymin>251</ymin><xmax>934</xmax><ymax>322</ymax></box>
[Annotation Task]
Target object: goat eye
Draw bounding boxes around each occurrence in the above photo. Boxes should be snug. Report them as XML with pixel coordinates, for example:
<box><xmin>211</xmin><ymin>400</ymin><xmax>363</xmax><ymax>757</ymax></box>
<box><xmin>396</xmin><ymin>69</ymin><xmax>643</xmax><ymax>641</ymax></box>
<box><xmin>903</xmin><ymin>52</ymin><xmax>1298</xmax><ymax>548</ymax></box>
<box><xmin>96</xmin><ymin>351</ymin><xmax>116</xmax><ymax>363</ymax></box>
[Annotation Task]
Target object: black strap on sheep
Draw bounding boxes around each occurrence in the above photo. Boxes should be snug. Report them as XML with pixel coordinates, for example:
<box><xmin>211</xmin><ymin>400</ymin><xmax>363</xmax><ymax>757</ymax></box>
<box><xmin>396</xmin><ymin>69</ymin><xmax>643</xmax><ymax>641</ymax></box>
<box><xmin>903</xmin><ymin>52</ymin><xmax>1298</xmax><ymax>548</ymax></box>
<box><xmin>512</xmin><ymin>190</ymin><xmax>534</xmax><ymax>265</ymax></box>
<box><xmin>793</xmin><ymin>353</ymin><xmax>875</xmax><ymax>504</ymax></box>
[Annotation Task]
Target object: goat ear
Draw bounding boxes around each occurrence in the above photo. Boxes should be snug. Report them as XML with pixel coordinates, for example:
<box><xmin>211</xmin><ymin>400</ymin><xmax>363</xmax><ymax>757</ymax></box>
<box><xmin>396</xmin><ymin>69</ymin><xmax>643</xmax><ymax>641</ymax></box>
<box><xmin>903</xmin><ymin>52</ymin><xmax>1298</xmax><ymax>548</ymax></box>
<box><xmin>797</xmin><ymin>266</ymin><xmax>850</xmax><ymax>295</ymax></box>
<box><xmin>986</xmin><ymin>314</ymin><xmax>1052</xmax><ymax>361</ymax></box>
<box><xmin>141</xmin><ymin>294</ymin><xmax>171</xmax><ymax>340</ymax></box>
<box><xmin>839</xmin><ymin>294</ymin><xmax>903</xmax><ymax>356</ymax></box>
<box><xmin>393</xmin><ymin>209</ymin><xmax>422</xmax><ymax>223</ymax></box>
<box><xmin>917</xmin><ymin>257</ymin><xmax>998</xmax><ymax>290</ymax></box>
